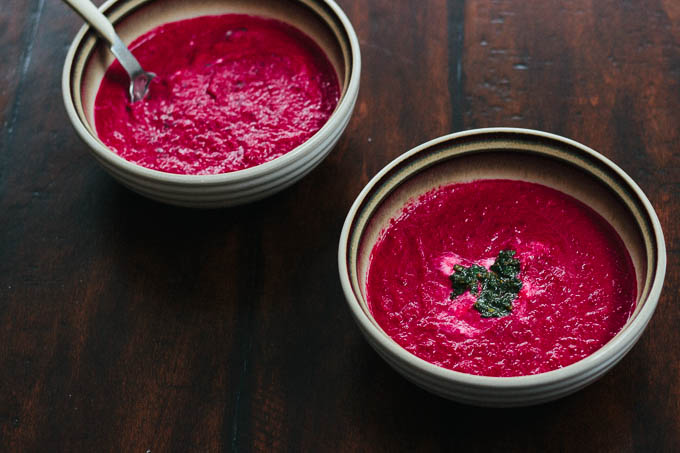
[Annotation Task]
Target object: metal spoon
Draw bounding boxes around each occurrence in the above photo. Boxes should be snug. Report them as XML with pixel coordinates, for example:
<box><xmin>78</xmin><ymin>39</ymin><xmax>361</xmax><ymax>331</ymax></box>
<box><xmin>63</xmin><ymin>0</ymin><xmax>155</xmax><ymax>102</ymax></box>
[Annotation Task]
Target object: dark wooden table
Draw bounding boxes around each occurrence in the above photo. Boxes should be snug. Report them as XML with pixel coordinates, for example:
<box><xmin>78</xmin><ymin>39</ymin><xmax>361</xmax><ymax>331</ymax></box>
<box><xmin>1</xmin><ymin>0</ymin><xmax>678</xmax><ymax>451</ymax></box>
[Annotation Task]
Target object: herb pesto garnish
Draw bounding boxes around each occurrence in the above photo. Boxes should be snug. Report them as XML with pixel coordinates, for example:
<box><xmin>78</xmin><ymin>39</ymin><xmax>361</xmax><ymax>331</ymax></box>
<box><xmin>449</xmin><ymin>250</ymin><xmax>522</xmax><ymax>318</ymax></box>
<box><xmin>450</xmin><ymin>264</ymin><xmax>487</xmax><ymax>297</ymax></box>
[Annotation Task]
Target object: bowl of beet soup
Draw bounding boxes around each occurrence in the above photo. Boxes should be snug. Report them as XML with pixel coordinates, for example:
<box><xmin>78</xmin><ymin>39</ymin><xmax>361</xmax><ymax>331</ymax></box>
<box><xmin>63</xmin><ymin>0</ymin><xmax>360</xmax><ymax>207</ymax></box>
<box><xmin>339</xmin><ymin>128</ymin><xmax>665</xmax><ymax>407</ymax></box>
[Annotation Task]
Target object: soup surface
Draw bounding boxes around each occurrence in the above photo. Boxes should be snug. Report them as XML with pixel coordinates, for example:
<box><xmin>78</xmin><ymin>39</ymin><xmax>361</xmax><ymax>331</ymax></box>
<box><xmin>366</xmin><ymin>180</ymin><xmax>637</xmax><ymax>377</ymax></box>
<box><xmin>95</xmin><ymin>14</ymin><xmax>340</xmax><ymax>175</ymax></box>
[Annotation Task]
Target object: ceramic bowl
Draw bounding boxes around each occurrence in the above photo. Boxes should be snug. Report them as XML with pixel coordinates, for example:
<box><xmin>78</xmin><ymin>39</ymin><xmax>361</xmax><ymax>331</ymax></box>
<box><xmin>63</xmin><ymin>0</ymin><xmax>360</xmax><ymax>208</ymax></box>
<box><xmin>339</xmin><ymin>128</ymin><xmax>666</xmax><ymax>407</ymax></box>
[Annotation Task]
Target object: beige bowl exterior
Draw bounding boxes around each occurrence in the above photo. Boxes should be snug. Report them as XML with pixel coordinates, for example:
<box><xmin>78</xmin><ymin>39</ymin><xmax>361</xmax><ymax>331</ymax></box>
<box><xmin>339</xmin><ymin>128</ymin><xmax>666</xmax><ymax>407</ymax></box>
<box><xmin>63</xmin><ymin>0</ymin><xmax>360</xmax><ymax>208</ymax></box>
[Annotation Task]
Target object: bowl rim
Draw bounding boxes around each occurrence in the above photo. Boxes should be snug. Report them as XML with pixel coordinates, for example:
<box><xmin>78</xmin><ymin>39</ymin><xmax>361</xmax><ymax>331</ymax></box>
<box><xmin>338</xmin><ymin>127</ymin><xmax>666</xmax><ymax>388</ymax></box>
<box><xmin>62</xmin><ymin>0</ymin><xmax>361</xmax><ymax>184</ymax></box>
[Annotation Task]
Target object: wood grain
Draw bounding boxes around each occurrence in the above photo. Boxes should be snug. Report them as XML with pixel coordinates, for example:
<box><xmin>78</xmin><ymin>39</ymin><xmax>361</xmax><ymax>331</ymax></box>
<box><xmin>0</xmin><ymin>0</ymin><xmax>678</xmax><ymax>451</ymax></box>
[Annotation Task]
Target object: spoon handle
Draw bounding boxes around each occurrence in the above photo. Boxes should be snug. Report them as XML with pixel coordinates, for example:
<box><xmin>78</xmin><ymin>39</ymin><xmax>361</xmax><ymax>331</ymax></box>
<box><xmin>61</xmin><ymin>0</ymin><xmax>141</xmax><ymax>76</ymax></box>
<box><xmin>62</xmin><ymin>0</ymin><xmax>117</xmax><ymax>45</ymax></box>
<box><xmin>61</xmin><ymin>0</ymin><xmax>155</xmax><ymax>102</ymax></box>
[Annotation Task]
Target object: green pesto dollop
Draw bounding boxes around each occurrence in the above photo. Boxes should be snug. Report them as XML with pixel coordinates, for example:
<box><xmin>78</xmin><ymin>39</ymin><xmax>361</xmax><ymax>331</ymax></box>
<box><xmin>449</xmin><ymin>249</ymin><xmax>522</xmax><ymax>318</ymax></box>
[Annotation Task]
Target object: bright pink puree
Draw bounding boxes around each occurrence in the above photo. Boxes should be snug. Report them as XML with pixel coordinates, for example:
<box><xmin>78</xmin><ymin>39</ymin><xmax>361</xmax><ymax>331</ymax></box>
<box><xmin>366</xmin><ymin>180</ymin><xmax>637</xmax><ymax>377</ymax></box>
<box><xmin>95</xmin><ymin>14</ymin><xmax>340</xmax><ymax>175</ymax></box>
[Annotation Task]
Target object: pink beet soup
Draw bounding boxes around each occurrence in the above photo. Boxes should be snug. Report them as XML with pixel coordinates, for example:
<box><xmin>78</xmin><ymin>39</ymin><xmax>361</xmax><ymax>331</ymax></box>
<box><xmin>94</xmin><ymin>14</ymin><xmax>340</xmax><ymax>175</ymax></box>
<box><xmin>366</xmin><ymin>180</ymin><xmax>637</xmax><ymax>377</ymax></box>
